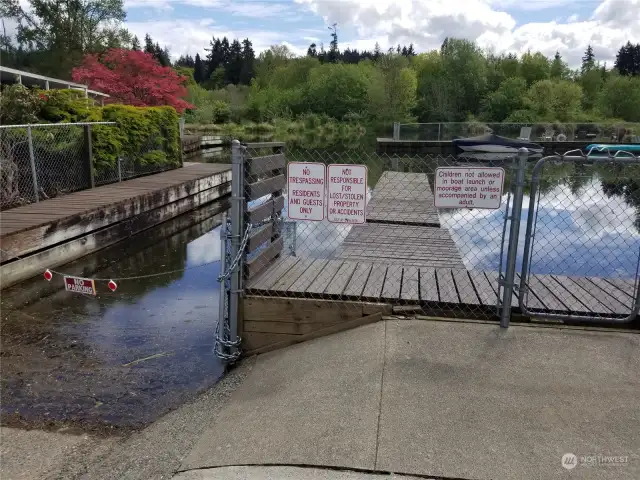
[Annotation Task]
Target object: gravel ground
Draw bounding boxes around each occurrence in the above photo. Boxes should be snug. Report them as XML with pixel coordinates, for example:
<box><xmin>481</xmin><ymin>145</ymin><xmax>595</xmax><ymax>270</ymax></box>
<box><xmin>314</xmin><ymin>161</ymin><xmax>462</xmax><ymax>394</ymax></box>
<box><xmin>1</xmin><ymin>357</ymin><xmax>254</xmax><ymax>480</ymax></box>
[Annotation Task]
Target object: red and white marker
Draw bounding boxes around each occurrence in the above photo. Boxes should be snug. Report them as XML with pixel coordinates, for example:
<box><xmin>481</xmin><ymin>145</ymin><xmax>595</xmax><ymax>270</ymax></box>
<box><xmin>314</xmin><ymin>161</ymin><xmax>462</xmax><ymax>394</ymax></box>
<box><xmin>43</xmin><ymin>269</ymin><xmax>53</xmax><ymax>281</ymax></box>
<box><xmin>107</xmin><ymin>280</ymin><xmax>118</xmax><ymax>292</ymax></box>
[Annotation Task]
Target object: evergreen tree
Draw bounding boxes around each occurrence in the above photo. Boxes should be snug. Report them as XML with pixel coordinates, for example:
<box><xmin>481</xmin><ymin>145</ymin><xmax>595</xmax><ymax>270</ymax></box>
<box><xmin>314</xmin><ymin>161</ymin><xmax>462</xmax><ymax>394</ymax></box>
<box><xmin>194</xmin><ymin>53</ymin><xmax>204</xmax><ymax>83</ymax></box>
<box><xmin>328</xmin><ymin>24</ymin><xmax>339</xmax><ymax>63</ymax></box>
<box><xmin>144</xmin><ymin>34</ymin><xmax>155</xmax><ymax>55</ymax></box>
<box><xmin>407</xmin><ymin>43</ymin><xmax>416</xmax><ymax>56</ymax></box>
<box><xmin>240</xmin><ymin>38</ymin><xmax>255</xmax><ymax>85</ymax></box>
<box><xmin>373</xmin><ymin>42</ymin><xmax>381</xmax><ymax>61</ymax></box>
<box><xmin>581</xmin><ymin>44</ymin><xmax>595</xmax><ymax>74</ymax></box>
<box><xmin>307</xmin><ymin>43</ymin><xmax>317</xmax><ymax>58</ymax></box>
<box><xmin>615</xmin><ymin>41</ymin><xmax>640</xmax><ymax>76</ymax></box>
<box><xmin>225</xmin><ymin>39</ymin><xmax>243</xmax><ymax>84</ymax></box>
<box><xmin>205</xmin><ymin>37</ymin><xmax>224</xmax><ymax>79</ymax></box>
<box><xmin>550</xmin><ymin>51</ymin><xmax>567</xmax><ymax>79</ymax></box>
<box><xmin>131</xmin><ymin>36</ymin><xmax>141</xmax><ymax>51</ymax></box>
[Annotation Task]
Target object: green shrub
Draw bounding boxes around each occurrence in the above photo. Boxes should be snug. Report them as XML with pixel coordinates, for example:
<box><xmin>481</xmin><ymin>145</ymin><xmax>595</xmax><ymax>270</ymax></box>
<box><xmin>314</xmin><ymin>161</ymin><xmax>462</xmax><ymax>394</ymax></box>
<box><xmin>93</xmin><ymin>105</ymin><xmax>180</xmax><ymax>171</ymax></box>
<box><xmin>38</xmin><ymin>89</ymin><xmax>95</xmax><ymax>123</ymax></box>
<box><xmin>0</xmin><ymin>84</ymin><xmax>42</xmax><ymax>124</ymax></box>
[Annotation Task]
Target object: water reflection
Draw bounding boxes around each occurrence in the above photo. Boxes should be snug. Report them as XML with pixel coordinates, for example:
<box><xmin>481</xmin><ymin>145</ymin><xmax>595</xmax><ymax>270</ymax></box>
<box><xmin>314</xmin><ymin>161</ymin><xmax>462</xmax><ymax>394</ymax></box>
<box><xmin>1</xmin><ymin>205</ymin><xmax>226</xmax><ymax>431</ymax></box>
<box><xmin>277</xmin><ymin>158</ymin><xmax>640</xmax><ymax>279</ymax></box>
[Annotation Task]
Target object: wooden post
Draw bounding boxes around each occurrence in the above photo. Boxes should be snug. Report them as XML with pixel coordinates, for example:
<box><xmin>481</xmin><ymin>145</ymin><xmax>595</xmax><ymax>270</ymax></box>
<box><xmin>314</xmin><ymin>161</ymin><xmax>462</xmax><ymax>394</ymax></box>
<box><xmin>84</xmin><ymin>125</ymin><xmax>95</xmax><ymax>188</ymax></box>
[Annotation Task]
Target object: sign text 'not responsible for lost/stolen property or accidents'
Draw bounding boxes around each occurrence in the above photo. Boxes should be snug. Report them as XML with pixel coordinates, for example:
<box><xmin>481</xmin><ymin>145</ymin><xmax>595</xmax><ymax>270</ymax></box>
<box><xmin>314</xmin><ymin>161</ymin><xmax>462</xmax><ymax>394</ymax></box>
<box><xmin>434</xmin><ymin>167</ymin><xmax>505</xmax><ymax>209</ymax></box>
<box><xmin>327</xmin><ymin>164</ymin><xmax>368</xmax><ymax>224</ymax></box>
<box><xmin>64</xmin><ymin>276</ymin><xmax>97</xmax><ymax>295</ymax></box>
<box><xmin>287</xmin><ymin>162</ymin><xmax>326</xmax><ymax>221</ymax></box>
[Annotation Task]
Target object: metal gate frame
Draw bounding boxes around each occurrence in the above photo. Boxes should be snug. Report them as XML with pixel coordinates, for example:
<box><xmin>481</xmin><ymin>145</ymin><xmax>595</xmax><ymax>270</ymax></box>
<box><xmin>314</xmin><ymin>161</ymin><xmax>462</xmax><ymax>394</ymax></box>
<box><xmin>518</xmin><ymin>149</ymin><xmax>640</xmax><ymax>324</ymax></box>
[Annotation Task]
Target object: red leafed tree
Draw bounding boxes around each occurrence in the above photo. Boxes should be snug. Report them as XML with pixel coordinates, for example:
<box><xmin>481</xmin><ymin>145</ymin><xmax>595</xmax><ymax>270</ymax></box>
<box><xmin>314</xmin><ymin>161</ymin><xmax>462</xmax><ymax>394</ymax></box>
<box><xmin>72</xmin><ymin>49</ymin><xmax>194</xmax><ymax>113</ymax></box>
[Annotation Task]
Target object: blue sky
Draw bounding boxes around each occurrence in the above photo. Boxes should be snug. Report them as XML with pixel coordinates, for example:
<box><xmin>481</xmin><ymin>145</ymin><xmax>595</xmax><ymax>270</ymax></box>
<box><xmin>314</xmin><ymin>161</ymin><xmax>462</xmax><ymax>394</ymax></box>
<box><xmin>120</xmin><ymin>0</ymin><xmax>638</xmax><ymax>67</ymax></box>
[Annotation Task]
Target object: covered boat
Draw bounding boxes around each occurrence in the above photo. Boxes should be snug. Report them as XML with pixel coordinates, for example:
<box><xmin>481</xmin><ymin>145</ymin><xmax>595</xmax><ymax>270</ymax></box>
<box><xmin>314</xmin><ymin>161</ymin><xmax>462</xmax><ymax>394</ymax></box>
<box><xmin>453</xmin><ymin>134</ymin><xmax>544</xmax><ymax>157</ymax></box>
<box><xmin>585</xmin><ymin>144</ymin><xmax>640</xmax><ymax>154</ymax></box>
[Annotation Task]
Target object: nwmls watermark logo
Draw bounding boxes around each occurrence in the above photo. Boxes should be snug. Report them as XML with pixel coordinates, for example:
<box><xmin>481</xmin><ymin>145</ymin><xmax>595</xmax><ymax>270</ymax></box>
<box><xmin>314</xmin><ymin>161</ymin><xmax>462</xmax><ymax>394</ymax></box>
<box><xmin>562</xmin><ymin>453</ymin><xmax>577</xmax><ymax>470</ymax></box>
<box><xmin>562</xmin><ymin>452</ymin><xmax>629</xmax><ymax>470</ymax></box>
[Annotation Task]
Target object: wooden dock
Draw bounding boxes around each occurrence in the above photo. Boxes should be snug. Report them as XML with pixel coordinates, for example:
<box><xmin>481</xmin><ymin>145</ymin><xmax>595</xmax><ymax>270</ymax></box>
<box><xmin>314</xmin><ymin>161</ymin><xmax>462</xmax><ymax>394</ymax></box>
<box><xmin>247</xmin><ymin>257</ymin><xmax>635</xmax><ymax>315</ymax></box>
<box><xmin>365</xmin><ymin>172</ymin><xmax>440</xmax><ymax>226</ymax></box>
<box><xmin>0</xmin><ymin>162</ymin><xmax>231</xmax><ymax>288</ymax></box>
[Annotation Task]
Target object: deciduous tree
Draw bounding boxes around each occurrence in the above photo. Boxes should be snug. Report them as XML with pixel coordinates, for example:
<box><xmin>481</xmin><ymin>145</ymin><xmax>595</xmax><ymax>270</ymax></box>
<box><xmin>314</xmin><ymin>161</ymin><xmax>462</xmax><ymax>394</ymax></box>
<box><xmin>72</xmin><ymin>48</ymin><xmax>194</xmax><ymax>112</ymax></box>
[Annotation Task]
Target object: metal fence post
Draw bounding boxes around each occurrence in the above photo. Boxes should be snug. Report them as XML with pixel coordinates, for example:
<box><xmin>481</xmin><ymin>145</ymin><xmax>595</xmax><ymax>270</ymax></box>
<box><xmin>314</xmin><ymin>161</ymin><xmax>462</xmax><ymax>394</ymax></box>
<box><xmin>83</xmin><ymin>125</ymin><xmax>95</xmax><ymax>188</ymax></box>
<box><xmin>228</xmin><ymin>139</ymin><xmax>245</xmax><ymax>355</ymax></box>
<box><xmin>179</xmin><ymin>117</ymin><xmax>185</xmax><ymax>166</ymax></box>
<box><xmin>393</xmin><ymin>122</ymin><xmax>400</xmax><ymax>140</ymax></box>
<box><xmin>219</xmin><ymin>211</ymin><xmax>228</xmax><ymax>342</ymax></box>
<box><xmin>500</xmin><ymin>147</ymin><xmax>528</xmax><ymax>328</ymax></box>
<box><xmin>117</xmin><ymin>157</ymin><xmax>123</xmax><ymax>182</ymax></box>
<box><xmin>26</xmin><ymin>126</ymin><xmax>40</xmax><ymax>202</ymax></box>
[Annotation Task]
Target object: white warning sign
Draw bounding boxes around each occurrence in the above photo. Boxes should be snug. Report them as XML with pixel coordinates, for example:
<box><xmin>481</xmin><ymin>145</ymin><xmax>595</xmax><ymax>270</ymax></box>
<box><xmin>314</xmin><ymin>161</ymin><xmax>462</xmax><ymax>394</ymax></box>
<box><xmin>434</xmin><ymin>167</ymin><xmax>505</xmax><ymax>209</ymax></box>
<box><xmin>327</xmin><ymin>164</ymin><xmax>368</xmax><ymax>224</ymax></box>
<box><xmin>287</xmin><ymin>162</ymin><xmax>326</xmax><ymax>221</ymax></box>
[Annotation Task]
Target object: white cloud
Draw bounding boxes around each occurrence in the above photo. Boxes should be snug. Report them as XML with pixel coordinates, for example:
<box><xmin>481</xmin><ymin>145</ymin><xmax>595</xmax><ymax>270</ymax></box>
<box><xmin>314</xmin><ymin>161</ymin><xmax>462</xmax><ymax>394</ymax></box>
<box><xmin>124</xmin><ymin>19</ymin><xmax>308</xmax><ymax>59</ymax></box>
<box><xmin>294</xmin><ymin>0</ymin><xmax>640</xmax><ymax>67</ymax></box>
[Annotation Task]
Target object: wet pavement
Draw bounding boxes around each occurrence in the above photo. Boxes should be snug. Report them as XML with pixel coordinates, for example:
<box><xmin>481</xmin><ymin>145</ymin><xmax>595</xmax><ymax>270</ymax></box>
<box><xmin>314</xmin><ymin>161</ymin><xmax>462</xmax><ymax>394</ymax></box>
<box><xmin>1</xmin><ymin>203</ymin><xmax>226</xmax><ymax>433</ymax></box>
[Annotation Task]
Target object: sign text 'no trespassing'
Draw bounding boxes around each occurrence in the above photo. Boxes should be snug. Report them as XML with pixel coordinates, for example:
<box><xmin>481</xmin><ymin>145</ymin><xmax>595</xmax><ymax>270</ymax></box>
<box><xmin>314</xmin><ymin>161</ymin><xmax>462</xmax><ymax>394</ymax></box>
<box><xmin>287</xmin><ymin>162</ymin><xmax>326</xmax><ymax>221</ymax></box>
<box><xmin>434</xmin><ymin>167</ymin><xmax>505</xmax><ymax>209</ymax></box>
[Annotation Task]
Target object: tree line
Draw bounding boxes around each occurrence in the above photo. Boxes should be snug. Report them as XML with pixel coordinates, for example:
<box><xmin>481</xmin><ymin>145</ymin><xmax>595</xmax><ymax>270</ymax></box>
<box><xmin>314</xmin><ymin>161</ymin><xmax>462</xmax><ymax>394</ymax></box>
<box><xmin>1</xmin><ymin>0</ymin><xmax>640</xmax><ymax>126</ymax></box>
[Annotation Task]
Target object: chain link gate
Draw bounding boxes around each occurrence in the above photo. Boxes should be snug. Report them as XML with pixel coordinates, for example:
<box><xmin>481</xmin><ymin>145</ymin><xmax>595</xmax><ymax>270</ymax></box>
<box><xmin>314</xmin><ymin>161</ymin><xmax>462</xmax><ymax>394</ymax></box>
<box><xmin>215</xmin><ymin>141</ymin><xmax>640</xmax><ymax>359</ymax></box>
<box><xmin>517</xmin><ymin>149</ymin><xmax>640</xmax><ymax>324</ymax></box>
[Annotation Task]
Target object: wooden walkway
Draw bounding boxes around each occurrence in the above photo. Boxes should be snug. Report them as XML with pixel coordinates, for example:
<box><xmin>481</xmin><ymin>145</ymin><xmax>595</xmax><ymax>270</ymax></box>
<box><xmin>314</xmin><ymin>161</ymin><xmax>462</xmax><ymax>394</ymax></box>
<box><xmin>247</xmin><ymin>257</ymin><xmax>636</xmax><ymax>316</ymax></box>
<box><xmin>366</xmin><ymin>171</ymin><xmax>440</xmax><ymax>226</ymax></box>
<box><xmin>337</xmin><ymin>223</ymin><xmax>464</xmax><ymax>268</ymax></box>
<box><xmin>0</xmin><ymin>163</ymin><xmax>230</xmax><ymax>238</ymax></box>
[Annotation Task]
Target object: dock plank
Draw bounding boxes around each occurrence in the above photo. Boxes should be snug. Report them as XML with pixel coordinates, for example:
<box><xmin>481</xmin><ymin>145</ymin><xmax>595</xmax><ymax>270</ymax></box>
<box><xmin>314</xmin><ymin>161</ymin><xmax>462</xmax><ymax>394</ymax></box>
<box><xmin>361</xmin><ymin>264</ymin><xmax>387</xmax><ymax>300</ymax></box>
<box><xmin>516</xmin><ymin>273</ymin><xmax>551</xmax><ymax>311</ymax></box>
<box><xmin>552</xmin><ymin>276</ymin><xmax>614</xmax><ymax>314</ymax></box>
<box><xmin>571</xmin><ymin>277</ymin><xmax>631</xmax><ymax>315</ymax></box>
<box><xmin>468</xmin><ymin>270</ymin><xmax>496</xmax><ymax>306</ymax></box>
<box><xmin>419</xmin><ymin>268</ymin><xmax>438</xmax><ymax>302</ymax></box>
<box><xmin>436</xmin><ymin>269</ymin><xmax>458</xmax><ymax>304</ymax></box>
<box><xmin>400</xmin><ymin>266</ymin><xmax>420</xmax><ymax>301</ymax></box>
<box><xmin>325</xmin><ymin>261</ymin><xmax>358</xmax><ymax>296</ymax></box>
<box><xmin>452</xmin><ymin>269</ymin><xmax>481</xmax><ymax>305</ymax></box>
<box><xmin>525</xmin><ymin>275</ymin><xmax>571</xmax><ymax>312</ymax></box>
<box><xmin>306</xmin><ymin>260</ymin><xmax>343</xmax><ymax>295</ymax></box>
<box><xmin>247</xmin><ymin>256</ymin><xmax>299</xmax><ymax>291</ymax></box>
<box><xmin>381</xmin><ymin>265</ymin><xmax>403</xmax><ymax>300</ymax></box>
<box><xmin>536</xmin><ymin>274</ymin><xmax>586</xmax><ymax>312</ymax></box>
<box><xmin>288</xmin><ymin>259</ymin><xmax>328</xmax><ymax>293</ymax></box>
<box><xmin>587</xmin><ymin>277</ymin><xmax>634</xmax><ymax>309</ymax></box>
<box><xmin>272</xmin><ymin>258</ymin><xmax>314</xmax><ymax>292</ymax></box>
<box><xmin>343</xmin><ymin>263</ymin><xmax>373</xmax><ymax>297</ymax></box>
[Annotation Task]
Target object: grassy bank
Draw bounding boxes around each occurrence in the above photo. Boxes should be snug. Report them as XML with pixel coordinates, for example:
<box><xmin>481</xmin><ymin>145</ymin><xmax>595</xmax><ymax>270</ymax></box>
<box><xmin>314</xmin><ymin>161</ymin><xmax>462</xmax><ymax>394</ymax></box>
<box><xmin>184</xmin><ymin>118</ymin><xmax>383</xmax><ymax>149</ymax></box>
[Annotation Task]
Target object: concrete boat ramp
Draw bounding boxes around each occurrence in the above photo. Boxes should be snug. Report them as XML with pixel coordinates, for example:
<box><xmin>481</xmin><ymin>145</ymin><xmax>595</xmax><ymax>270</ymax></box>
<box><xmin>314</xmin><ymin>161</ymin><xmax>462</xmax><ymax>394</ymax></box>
<box><xmin>177</xmin><ymin>319</ymin><xmax>639</xmax><ymax>480</ymax></box>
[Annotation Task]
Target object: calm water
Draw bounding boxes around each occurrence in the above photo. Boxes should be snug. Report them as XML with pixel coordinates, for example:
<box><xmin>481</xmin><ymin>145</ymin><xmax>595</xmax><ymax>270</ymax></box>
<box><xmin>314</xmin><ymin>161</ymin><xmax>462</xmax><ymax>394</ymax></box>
<box><xmin>1</xmin><ymin>203</ymin><xmax>226</xmax><ymax>431</ymax></box>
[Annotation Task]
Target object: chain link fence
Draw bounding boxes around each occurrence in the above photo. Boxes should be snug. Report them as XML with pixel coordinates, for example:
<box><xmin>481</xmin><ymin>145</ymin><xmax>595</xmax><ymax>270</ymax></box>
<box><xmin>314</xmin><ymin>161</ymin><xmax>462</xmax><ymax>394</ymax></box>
<box><xmin>0</xmin><ymin>123</ymin><xmax>93</xmax><ymax>209</ymax></box>
<box><xmin>1</xmin><ymin>122</ymin><xmax>181</xmax><ymax>210</ymax></box>
<box><xmin>231</xmin><ymin>143</ymin><xmax>514</xmax><ymax>327</ymax></box>
<box><xmin>216</xmin><ymin>141</ymin><xmax>640</xmax><ymax>358</ymax></box>
<box><xmin>518</xmin><ymin>153</ymin><xmax>640</xmax><ymax>323</ymax></box>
